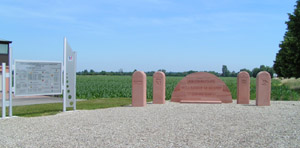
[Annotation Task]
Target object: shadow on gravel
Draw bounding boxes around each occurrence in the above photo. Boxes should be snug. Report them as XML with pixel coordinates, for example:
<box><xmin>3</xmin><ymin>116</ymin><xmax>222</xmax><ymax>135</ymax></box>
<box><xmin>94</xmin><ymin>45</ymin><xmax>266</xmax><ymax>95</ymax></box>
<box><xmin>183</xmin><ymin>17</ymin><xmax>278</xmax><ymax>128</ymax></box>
<box><xmin>241</xmin><ymin>104</ymin><xmax>257</xmax><ymax>106</ymax></box>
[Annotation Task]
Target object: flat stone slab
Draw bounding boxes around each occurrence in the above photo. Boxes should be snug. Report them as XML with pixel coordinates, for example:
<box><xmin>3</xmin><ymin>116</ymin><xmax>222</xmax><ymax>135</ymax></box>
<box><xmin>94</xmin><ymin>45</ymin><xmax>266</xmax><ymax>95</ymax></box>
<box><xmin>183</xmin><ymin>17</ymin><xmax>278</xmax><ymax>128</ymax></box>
<box><xmin>180</xmin><ymin>100</ymin><xmax>222</xmax><ymax>104</ymax></box>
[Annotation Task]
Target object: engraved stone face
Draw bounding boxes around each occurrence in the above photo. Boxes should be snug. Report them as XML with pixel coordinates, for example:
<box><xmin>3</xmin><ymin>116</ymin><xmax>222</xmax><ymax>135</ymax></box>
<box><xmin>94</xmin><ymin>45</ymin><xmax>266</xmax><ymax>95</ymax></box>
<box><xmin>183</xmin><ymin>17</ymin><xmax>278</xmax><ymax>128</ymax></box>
<box><xmin>132</xmin><ymin>71</ymin><xmax>147</xmax><ymax>107</ymax></box>
<box><xmin>153</xmin><ymin>71</ymin><xmax>165</xmax><ymax>104</ymax></box>
<box><xmin>237</xmin><ymin>71</ymin><xmax>250</xmax><ymax>104</ymax></box>
<box><xmin>256</xmin><ymin>71</ymin><xmax>271</xmax><ymax>106</ymax></box>
<box><xmin>171</xmin><ymin>72</ymin><xmax>232</xmax><ymax>103</ymax></box>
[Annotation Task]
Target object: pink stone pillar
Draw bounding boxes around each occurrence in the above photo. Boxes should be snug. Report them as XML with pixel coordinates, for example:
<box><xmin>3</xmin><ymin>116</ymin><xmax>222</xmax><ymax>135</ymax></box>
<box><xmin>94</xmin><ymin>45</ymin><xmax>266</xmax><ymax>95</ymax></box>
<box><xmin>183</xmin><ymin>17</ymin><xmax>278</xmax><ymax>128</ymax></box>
<box><xmin>237</xmin><ymin>71</ymin><xmax>250</xmax><ymax>104</ymax></box>
<box><xmin>153</xmin><ymin>71</ymin><xmax>165</xmax><ymax>104</ymax></box>
<box><xmin>132</xmin><ymin>71</ymin><xmax>147</xmax><ymax>107</ymax></box>
<box><xmin>256</xmin><ymin>71</ymin><xmax>271</xmax><ymax>106</ymax></box>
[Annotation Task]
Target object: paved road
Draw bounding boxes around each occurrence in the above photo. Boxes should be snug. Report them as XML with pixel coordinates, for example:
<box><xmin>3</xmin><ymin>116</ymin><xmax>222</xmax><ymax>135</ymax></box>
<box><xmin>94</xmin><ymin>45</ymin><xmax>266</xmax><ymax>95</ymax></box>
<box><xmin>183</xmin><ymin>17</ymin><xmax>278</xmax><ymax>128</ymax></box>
<box><xmin>0</xmin><ymin>95</ymin><xmax>63</xmax><ymax>107</ymax></box>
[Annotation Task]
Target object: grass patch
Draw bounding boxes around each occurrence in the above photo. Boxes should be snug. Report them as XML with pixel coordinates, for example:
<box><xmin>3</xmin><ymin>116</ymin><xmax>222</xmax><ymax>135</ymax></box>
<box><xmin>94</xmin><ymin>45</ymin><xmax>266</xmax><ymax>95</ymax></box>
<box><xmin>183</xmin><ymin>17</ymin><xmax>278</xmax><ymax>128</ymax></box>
<box><xmin>0</xmin><ymin>98</ymin><xmax>132</xmax><ymax>117</ymax></box>
<box><xmin>272</xmin><ymin>79</ymin><xmax>300</xmax><ymax>101</ymax></box>
<box><xmin>280</xmin><ymin>78</ymin><xmax>300</xmax><ymax>92</ymax></box>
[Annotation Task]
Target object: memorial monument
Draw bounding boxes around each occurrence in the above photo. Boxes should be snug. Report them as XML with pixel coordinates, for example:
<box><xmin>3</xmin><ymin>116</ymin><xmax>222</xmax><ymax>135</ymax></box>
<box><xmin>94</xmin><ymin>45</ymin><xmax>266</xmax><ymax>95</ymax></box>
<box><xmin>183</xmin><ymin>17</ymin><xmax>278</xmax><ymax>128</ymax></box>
<box><xmin>153</xmin><ymin>71</ymin><xmax>165</xmax><ymax>104</ymax></box>
<box><xmin>171</xmin><ymin>72</ymin><xmax>232</xmax><ymax>104</ymax></box>
<box><xmin>237</xmin><ymin>71</ymin><xmax>250</xmax><ymax>104</ymax></box>
<box><xmin>132</xmin><ymin>71</ymin><xmax>147</xmax><ymax>107</ymax></box>
<box><xmin>256</xmin><ymin>71</ymin><xmax>271</xmax><ymax>106</ymax></box>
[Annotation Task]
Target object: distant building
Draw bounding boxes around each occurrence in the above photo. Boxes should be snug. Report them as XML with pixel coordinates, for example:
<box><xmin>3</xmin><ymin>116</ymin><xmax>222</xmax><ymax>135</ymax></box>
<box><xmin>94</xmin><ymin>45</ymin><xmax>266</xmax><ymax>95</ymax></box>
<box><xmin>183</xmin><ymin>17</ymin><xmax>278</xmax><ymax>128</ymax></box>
<box><xmin>0</xmin><ymin>39</ymin><xmax>12</xmax><ymax>65</ymax></box>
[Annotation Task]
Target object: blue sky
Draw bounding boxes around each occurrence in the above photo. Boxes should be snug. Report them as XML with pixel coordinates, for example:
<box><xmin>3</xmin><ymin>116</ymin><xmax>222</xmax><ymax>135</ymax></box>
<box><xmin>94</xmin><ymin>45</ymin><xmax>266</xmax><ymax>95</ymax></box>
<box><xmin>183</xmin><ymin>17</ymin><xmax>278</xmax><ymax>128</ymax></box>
<box><xmin>0</xmin><ymin>0</ymin><xmax>297</xmax><ymax>72</ymax></box>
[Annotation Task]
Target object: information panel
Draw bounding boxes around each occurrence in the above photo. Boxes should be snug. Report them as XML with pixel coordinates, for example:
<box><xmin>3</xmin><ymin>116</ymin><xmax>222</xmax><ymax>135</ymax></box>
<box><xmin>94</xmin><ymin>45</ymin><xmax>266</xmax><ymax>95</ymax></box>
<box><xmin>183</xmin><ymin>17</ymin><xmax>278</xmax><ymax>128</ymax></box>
<box><xmin>14</xmin><ymin>61</ymin><xmax>62</xmax><ymax>96</ymax></box>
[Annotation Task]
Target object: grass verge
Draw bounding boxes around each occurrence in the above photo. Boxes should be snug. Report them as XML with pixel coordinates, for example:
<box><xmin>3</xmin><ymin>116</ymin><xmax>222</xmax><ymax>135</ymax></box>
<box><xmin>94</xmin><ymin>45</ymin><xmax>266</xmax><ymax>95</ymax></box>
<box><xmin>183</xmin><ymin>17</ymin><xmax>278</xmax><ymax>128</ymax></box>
<box><xmin>0</xmin><ymin>98</ymin><xmax>133</xmax><ymax>117</ymax></box>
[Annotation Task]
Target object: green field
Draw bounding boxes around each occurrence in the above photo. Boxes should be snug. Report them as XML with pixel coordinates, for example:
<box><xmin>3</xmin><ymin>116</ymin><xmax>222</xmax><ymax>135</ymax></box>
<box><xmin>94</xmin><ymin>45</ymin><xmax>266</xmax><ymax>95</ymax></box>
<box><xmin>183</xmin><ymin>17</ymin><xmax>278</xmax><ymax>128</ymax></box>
<box><xmin>0</xmin><ymin>98</ymin><xmax>134</xmax><ymax>117</ymax></box>
<box><xmin>77</xmin><ymin>75</ymin><xmax>300</xmax><ymax>101</ymax></box>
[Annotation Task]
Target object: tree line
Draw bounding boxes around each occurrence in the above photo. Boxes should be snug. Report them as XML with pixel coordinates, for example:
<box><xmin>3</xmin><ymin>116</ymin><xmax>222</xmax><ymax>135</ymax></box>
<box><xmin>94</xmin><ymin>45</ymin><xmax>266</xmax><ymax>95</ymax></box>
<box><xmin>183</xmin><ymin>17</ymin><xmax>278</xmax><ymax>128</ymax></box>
<box><xmin>77</xmin><ymin>65</ymin><xmax>274</xmax><ymax>78</ymax></box>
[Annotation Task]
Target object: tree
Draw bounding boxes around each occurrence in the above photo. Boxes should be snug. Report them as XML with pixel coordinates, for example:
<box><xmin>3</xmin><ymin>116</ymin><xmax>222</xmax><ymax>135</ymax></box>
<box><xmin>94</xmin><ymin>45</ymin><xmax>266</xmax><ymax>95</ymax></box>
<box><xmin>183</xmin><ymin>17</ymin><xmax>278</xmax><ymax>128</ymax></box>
<box><xmin>274</xmin><ymin>0</ymin><xmax>300</xmax><ymax>78</ymax></box>
<box><xmin>265</xmin><ymin>66</ymin><xmax>275</xmax><ymax>78</ymax></box>
<box><xmin>118</xmin><ymin>68</ymin><xmax>123</xmax><ymax>75</ymax></box>
<box><xmin>89</xmin><ymin>69</ymin><xmax>95</xmax><ymax>75</ymax></box>
<box><xmin>82</xmin><ymin>69</ymin><xmax>89</xmax><ymax>75</ymax></box>
<box><xmin>252</xmin><ymin>67</ymin><xmax>260</xmax><ymax>78</ymax></box>
<box><xmin>230</xmin><ymin>71</ymin><xmax>237</xmax><ymax>77</ymax></box>
<box><xmin>252</xmin><ymin>65</ymin><xmax>274</xmax><ymax>78</ymax></box>
<box><xmin>158</xmin><ymin>69</ymin><xmax>167</xmax><ymax>73</ymax></box>
<box><xmin>99</xmin><ymin>70</ymin><xmax>106</xmax><ymax>75</ymax></box>
<box><xmin>222</xmin><ymin>65</ymin><xmax>230</xmax><ymax>77</ymax></box>
<box><xmin>259</xmin><ymin>65</ymin><xmax>266</xmax><ymax>71</ymax></box>
<box><xmin>239</xmin><ymin>68</ymin><xmax>252</xmax><ymax>77</ymax></box>
<box><xmin>187</xmin><ymin>70</ymin><xmax>197</xmax><ymax>75</ymax></box>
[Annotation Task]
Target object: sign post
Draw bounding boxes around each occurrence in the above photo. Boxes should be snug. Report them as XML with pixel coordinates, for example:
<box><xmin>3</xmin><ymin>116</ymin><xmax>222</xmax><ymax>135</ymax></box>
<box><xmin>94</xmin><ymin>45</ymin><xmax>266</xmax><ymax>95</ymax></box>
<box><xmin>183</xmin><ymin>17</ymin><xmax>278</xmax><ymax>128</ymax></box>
<box><xmin>63</xmin><ymin>37</ymin><xmax>77</xmax><ymax>112</ymax></box>
<box><xmin>2</xmin><ymin>63</ymin><xmax>6</xmax><ymax>118</ymax></box>
<box><xmin>1</xmin><ymin>48</ymin><xmax>13</xmax><ymax>118</ymax></box>
<box><xmin>9</xmin><ymin>47</ymin><xmax>12</xmax><ymax>116</ymax></box>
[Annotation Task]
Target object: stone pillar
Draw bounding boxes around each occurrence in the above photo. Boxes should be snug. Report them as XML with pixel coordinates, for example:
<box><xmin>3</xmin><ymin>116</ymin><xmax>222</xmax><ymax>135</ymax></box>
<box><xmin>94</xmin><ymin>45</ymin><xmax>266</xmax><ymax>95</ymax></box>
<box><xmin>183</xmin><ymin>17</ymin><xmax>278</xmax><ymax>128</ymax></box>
<box><xmin>256</xmin><ymin>71</ymin><xmax>271</xmax><ymax>106</ymax></box>
<box><xmin>237</xmin><ymin>71</ymin><xmax>250</xmax><ymax>104</ymax></box>
<box><xmin>153</xmin><ymin>71</ymin><xmax>165</xmax><ymax>104</ymax></box>
<box><xmin>132</xmin><ymin>71</ymin><xmax>147</xmax><ymax>107</ymax></box>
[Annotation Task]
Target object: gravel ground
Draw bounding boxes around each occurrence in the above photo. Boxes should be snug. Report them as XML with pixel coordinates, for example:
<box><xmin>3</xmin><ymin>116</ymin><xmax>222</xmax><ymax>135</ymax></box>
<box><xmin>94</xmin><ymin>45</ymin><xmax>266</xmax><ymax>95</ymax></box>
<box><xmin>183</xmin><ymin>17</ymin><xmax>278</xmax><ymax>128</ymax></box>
<box><xmin>0</xmin><ymin>100</ymin><xmax>299</xmax><ymax>148</ymax></box>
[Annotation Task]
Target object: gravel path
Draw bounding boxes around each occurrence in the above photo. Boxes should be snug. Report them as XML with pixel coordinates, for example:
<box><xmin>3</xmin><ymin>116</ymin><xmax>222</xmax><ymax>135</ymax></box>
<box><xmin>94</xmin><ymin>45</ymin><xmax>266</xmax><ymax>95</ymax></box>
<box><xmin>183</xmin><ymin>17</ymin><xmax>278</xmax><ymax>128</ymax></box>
<box><xmin>0</xmin><ymin>100</ymin><xmax>299</xmax><ymax>148</ymax></box>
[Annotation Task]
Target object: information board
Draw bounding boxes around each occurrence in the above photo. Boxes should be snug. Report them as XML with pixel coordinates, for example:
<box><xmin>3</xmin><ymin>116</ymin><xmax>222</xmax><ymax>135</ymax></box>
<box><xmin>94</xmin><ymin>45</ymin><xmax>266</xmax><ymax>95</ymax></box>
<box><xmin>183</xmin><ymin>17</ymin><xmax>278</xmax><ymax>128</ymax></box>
<box><xmin>14</xmin><ymin>61</ymin><xmax>62</xmax><ymax>96</ymax></box>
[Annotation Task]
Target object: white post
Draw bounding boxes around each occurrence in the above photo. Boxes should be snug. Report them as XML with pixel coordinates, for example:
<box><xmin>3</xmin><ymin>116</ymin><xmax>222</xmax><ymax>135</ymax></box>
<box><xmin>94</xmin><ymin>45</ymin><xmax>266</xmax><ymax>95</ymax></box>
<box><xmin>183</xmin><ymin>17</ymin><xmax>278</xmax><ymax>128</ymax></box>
<box><xmin>63</xmin><ymin>37</ymin><xmax>67</xmax><ymax>112</ymax></box>
<box><xmin>2</xmin><ymin>63</ymin><xmax>6</xmax><ymax>118</ymax></box>
<box><xmin>9</xmin><ymin>47</ymin><xmax>12</xmax><ymax>117</ymax></box>
<box><xmin>73</xmin><ymin>51</ymin><xmax>77</xmax><ymax>111</ymax></box>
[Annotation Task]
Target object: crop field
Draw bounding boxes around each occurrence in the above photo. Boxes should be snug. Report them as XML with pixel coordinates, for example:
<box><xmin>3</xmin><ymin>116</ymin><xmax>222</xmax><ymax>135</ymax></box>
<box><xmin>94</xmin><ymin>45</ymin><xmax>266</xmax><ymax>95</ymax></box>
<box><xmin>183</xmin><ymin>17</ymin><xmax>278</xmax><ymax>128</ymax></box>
<box><xmin>76</xmin><ymin>75</ymin><xmax>300</xmax><ymax>101</ymax></box>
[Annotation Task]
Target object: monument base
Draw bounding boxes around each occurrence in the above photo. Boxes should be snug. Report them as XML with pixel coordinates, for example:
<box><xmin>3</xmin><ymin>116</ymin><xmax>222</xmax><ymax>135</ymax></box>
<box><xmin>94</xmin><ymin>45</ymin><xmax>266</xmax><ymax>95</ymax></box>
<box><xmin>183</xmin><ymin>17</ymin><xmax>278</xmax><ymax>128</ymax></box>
<box><xmin>180</xmin><ymin>100</ymin><xmax>222</xmax><ymax>104</ymax></box>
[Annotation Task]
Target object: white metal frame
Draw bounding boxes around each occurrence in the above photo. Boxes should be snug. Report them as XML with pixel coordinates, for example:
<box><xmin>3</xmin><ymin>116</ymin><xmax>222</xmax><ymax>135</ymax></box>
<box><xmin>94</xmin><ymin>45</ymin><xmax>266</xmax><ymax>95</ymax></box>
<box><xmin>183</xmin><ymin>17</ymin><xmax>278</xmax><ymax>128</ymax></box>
<box><xmin>9</xmin><ymin>47</ymin><xmax>12</xmax><ymax>117</ymax></box>
<box><xmin>1</xmin><ymin>38</ymin><xmax>76</xmax><ymax>118</ymax></box>
<box><xmin>1</xmin><ymin>47</ymin><xmax>13</xmax><ymax>118</ymax></box>
<box><xmin>2</xmin><ymin>63</ymin><xmax>6</xmax><ymax>118</ymax></box>
<box><xmin>63</xmin><ymin>38</ymin><xmax>67</xmax><ymax>112</ymax></box>
<box><xmin>63</xmin><ymin>37</ymin><xmax>77</xmax><ymax>112</ymax></box>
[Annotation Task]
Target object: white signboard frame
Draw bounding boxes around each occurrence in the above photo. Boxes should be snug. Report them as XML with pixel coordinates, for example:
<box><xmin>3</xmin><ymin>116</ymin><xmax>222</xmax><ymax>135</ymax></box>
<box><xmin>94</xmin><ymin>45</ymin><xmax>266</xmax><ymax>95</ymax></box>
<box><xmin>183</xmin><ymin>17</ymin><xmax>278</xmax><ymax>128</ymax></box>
<box><xmin>14</xmin><ymin>60</ymin><xmax>63</xmax><ymax>96</ymax></box>
<box><xmin>63</xmin><ymin>37</ymin><xmax>77</xmax><ymax>111</ymax></box>
<box><xmin>0</xmin><ymin>72</ymin><xmax>2</xmax><ymax>92</ymax></box>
